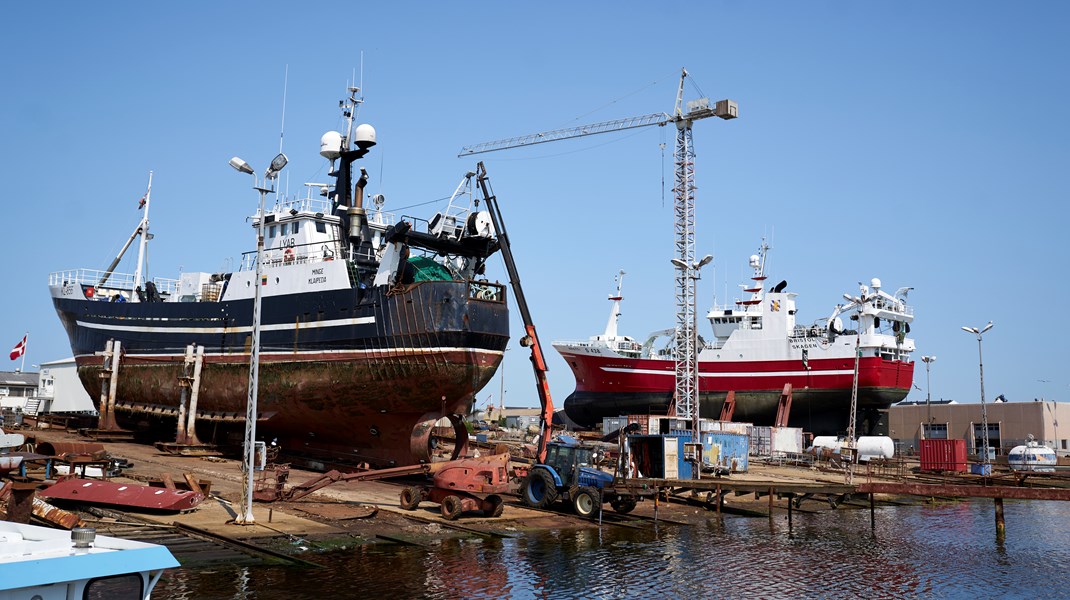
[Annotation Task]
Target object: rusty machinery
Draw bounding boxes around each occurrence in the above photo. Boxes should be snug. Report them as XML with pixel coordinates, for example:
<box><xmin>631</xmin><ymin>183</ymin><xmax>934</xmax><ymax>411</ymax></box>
<box><xmin>398</xmin><ymin>452</ymin><xmax>512</xmax><ymax>520</ymax></box>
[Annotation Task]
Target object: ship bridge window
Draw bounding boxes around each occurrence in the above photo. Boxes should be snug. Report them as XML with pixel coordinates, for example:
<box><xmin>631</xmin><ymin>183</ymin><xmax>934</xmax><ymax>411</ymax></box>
<box><xmin>292</xmin><ymin>222</ymin><xmax>300</xmax><ymax>235</ymax></box>
<box><xmin>316</xmin><ymin>222</ymin><xmax>326</xmax><ymax>234</ymax></box>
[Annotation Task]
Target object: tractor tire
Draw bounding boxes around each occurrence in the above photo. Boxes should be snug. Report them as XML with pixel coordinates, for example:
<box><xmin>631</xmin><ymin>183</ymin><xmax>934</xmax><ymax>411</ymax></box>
<box><xmin>521</xmin><ymin>469</ymin><xmax>559</xmax><ymax>509</ymax></box>
<box><xmin>441</xmin><ymin>495</ymin><xmax>464</xmax><ymax>520</ymax></box>
<box><xmin>610</xmin><ymin>495</ymin><xmax>638</xmax><ymax>515</ymax></box>
<box><xmin>486</xmin><ymin>494</ymin><xmax>505</xmax><ymax>518</ymax></box>
<box><xmin>573</xmin><ymin>487</ymin><xmax>601</xmax><ymax>519</ymax></box>
<box><xmin>399</xmin><ymin>486</ymin><xmax>424</xmax><ymax>511</ymax></box>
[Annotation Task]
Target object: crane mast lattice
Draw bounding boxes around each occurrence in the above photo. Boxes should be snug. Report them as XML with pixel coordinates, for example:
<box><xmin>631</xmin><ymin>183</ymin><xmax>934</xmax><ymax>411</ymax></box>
<box><xmin>459</xmin><ymin>69</ymin><xmax>737</xmax><ymax>422</ymax></box>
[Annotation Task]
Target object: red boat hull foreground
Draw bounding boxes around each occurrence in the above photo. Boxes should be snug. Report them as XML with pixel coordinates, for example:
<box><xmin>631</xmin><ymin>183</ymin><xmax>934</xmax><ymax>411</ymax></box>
<box><xmin>40</xmin><ymin>478</ymin><xmax>204</xmax><ymax>512</ymax></box>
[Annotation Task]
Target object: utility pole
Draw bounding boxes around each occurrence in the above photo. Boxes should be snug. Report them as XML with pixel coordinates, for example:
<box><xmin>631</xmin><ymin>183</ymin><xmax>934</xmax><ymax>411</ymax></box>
<box><xmin>921</xmin><ymin>356</ymin><xmax>936</xmax><ymax>439</ymax></box>
<box><xmin>962</xmin><ymin>322</ymin><xmax>994</xmax><ymax>472</ymax></box>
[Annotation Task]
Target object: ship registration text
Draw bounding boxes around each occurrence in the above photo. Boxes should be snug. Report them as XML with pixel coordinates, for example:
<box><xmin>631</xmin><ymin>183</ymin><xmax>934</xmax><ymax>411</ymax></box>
<box><xmin>308</xmin><ymin>268</ymin><xmax>328</xmax><ymax>285</ymax></box>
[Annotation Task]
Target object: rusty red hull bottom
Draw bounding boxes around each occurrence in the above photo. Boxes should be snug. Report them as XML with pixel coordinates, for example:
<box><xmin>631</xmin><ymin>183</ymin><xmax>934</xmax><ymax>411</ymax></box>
<box><xmin>79</xmin><ymin>350</ymin><xmax>502</xmax><ymax>466</ymax></box>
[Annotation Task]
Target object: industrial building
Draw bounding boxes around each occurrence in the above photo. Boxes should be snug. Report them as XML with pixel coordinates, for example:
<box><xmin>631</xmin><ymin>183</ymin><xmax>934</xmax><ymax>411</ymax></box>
<box><xmin>888</xmin><ymin>398</ymin><xmax>1069</xmax><ymax>457</ymax></box>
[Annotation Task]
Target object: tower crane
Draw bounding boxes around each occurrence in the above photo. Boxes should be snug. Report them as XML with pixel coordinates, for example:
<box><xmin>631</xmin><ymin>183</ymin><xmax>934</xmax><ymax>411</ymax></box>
<box><xmin>459</xmin><ymin>68</ymin><xmax>737</xmax><ymax>423</ymax></box>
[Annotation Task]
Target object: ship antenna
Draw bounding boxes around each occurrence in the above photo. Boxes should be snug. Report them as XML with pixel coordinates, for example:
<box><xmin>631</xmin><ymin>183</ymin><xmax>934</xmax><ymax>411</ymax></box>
<box><xmin>278</xmin><ymin>65</ymin><xmax>289</xmax><ymax>198</ymax></box>
<box><xmin>278</xmin><ymin>65</ymin><xmax>288</xmax><ymax>155</ymax></box>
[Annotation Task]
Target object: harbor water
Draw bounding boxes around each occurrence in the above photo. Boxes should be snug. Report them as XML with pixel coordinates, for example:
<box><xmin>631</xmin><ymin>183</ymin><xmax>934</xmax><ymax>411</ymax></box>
<box><xmin>155</xmin><ymin>499</ymin><xmax>1070</xmax><ymax>599</ymax></box>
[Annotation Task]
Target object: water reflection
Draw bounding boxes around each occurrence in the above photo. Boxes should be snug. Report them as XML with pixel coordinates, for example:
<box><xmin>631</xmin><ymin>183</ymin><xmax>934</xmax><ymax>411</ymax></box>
<box><xmin>156</xmin><ymin>500</ymin><xmax>1070</xmax><ymax>599</ymax></box>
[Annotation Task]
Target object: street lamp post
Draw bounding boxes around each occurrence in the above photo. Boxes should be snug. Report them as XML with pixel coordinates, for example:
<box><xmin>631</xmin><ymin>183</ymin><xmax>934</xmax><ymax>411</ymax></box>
<box><xmin>229</xmin><ymin>153</ymin><xmax>288</xmax><ymax>525</ymax></box>
<box><xmin>671</xmin><ymin>254</ymin><xmax>712</xmax><ymax>479</ymax></box>
<box><xmin>921</xmin><ymin>355</ymin><xmax>936</xmax><ymax>439</ymax></box>
<box><xmin>961</xmin><ymin>322</ymin><xmax>994</xmax><ymax>471</ymax></box>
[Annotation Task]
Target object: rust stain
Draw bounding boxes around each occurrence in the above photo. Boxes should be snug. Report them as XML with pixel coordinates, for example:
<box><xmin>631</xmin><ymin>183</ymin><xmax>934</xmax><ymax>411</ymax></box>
<box><xmin>33</xmin><ymin>496</ymin><xmax>85</xmax><ymax>529</ymax></box>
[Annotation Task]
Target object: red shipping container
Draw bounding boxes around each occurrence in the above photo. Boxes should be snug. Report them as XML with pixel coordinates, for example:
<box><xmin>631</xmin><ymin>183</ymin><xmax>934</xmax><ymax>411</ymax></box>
<box><xmin>920</xmin><ymin>439</ymin><xmax>968</xmax><ymax>473</ymax></box>
<box><xmin>627</xmin><ymin>415</ymin><xmax>652</xmax><ymax>435</ymax></box>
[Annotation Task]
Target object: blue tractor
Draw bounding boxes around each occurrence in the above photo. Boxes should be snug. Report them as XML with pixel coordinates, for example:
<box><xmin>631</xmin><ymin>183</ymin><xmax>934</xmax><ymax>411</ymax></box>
<box><xmin>519</xmin><ymin>437</ymin><xmax>640</xmax><ymax>517</ymax></box>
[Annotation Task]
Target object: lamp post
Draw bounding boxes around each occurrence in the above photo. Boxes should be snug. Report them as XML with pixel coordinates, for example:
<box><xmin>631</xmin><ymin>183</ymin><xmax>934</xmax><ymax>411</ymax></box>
<box><xmin>921</xmin><ymin>355</ymin><xmax>936</xmax><ymax>439</ymax></box>
<box><xmin>961</xmin><ymin>321</ymin><xmax>993</xmax><ymax>471</ymax></box>
<box><xmin>671</xmin><ymin>253</ymin><xmax>712</xmax><ymax>479</ymax></box>
<box><xmin>229</xmin><ymin>153</ymin><xmax>288</xmax><ymax>525</ymax></box>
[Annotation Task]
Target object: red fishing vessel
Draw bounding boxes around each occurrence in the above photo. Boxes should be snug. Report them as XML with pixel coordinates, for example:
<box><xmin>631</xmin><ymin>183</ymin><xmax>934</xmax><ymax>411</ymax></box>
<box><xmin>553</xmin><ymin>242</ymin><xmax>915</xmax><ymax>435</ymax></box>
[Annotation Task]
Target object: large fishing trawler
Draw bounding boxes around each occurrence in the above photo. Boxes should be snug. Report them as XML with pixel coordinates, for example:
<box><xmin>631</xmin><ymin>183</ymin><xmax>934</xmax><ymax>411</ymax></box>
<box><xmin>48</xmin><ymin>87</ymin><xmax>509</xmax><ymax>466</ymax></box>
<box><xmin>553</xmin><ymin>242</ymin><xmax>915</xmax><ymax>435</ymax></box>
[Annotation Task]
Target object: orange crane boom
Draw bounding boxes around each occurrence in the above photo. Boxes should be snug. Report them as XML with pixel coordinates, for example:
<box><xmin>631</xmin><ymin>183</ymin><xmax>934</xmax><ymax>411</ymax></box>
<box><xmin>475</xmin><ymin>163</ymin><xmax>554</xmax><ymax>463</ymax></box>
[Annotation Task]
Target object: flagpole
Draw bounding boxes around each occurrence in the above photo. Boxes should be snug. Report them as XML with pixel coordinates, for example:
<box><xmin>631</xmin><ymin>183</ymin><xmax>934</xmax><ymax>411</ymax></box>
<box><xmin>20</xmin><ymin>332</ymin><xmax>27</xmax><ymax>373</ymax></box>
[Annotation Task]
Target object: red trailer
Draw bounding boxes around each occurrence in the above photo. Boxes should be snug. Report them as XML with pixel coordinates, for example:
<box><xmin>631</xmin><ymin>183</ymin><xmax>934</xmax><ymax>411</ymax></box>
<box><xmin>920</xmin><ymin>439</ymin><xmax>968</xmax><ymax>473</ymax></box>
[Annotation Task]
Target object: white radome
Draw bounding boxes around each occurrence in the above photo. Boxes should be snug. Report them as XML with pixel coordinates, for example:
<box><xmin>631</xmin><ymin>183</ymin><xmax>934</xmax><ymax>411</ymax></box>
<box><xmin>320</xmin><ymin>131</ymin><xmax>343</xmax><ymax>159</ymax></box>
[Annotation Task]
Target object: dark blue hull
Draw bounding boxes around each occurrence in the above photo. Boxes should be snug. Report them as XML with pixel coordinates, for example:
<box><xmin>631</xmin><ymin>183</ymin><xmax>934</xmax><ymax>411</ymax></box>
<box><xmin>52</xmin><ymin>280</ymin><xmax>509</xmax><ymax>465</ymax></box>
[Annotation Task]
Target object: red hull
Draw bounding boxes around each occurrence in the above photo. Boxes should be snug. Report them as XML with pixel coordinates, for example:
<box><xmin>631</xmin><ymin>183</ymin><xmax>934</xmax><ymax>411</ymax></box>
<box><xmin>560</xmin><ymin>353</ymin><xmax>913</xmax><ymax>395</ymax></box>
<box><xmin>559</xmin><ymin>351</ymin><xmax>914</xmax><ymax>434</ymax></box>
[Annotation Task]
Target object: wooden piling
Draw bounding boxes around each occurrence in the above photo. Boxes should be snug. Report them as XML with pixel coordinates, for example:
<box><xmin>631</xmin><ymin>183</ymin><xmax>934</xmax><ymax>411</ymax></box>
<box><xmin>995</xmin><ymin>497</ymin><xmax>1005</xmax><ymax>536</ymax></box>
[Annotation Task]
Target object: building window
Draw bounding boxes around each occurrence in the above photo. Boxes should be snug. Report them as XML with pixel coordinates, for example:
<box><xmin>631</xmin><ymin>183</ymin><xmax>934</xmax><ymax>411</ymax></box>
<box><xmin>924</xmin><ymin>423</ymin><xmax>948</xmax><ymax>440</ymax></box>
<box><xmin>972</xmin><ymin>423</ymin><xmax>1002</xmax><ymax>455</ymax></box>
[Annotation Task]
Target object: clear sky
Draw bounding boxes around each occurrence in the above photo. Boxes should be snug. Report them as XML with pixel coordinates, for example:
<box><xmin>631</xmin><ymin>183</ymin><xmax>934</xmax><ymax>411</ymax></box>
<box><xmin>2</xmin><ymin>2</ymin><xmax>1067</xmax><ymax>413</ymax></box>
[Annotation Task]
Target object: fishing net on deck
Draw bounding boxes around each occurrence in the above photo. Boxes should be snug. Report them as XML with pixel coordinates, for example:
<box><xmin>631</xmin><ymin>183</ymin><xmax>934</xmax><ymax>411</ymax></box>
<box><xmin>407</xmin><ymin>256</ymin><xmax>455</xmax><ymax>282</ymax></box>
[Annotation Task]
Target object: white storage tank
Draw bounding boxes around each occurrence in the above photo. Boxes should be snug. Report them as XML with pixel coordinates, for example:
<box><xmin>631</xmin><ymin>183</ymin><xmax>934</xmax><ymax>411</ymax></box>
<box><xmin>809</xmin><ymin>436</ymin><xmax>894</xmax><ymax>461</ymax></box>
<box><xmin>1007</xmin><ymin>437</ymin><xmax>1057</xmax><ymax>472</ymax></box>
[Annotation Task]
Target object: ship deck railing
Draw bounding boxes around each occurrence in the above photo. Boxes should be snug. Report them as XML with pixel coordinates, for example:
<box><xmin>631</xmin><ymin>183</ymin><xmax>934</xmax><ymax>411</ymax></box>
<box><xmin>49</xmin><ymin>269</ymin><xmax>179</xmax><ymax>295</ymax></box>
<box><xmin>788</xmin><ymin>325</ymin><xmax>830</xmax><ymax>340</ymax></box>
<box><xmin>867</xmin><ymin>297</ymin><xmax>913</xmax><ymax>316</ymax></box>
<box><xmin>265</xmin><ymin>196</ymin><xmax>397</xmax><ymax>226</ymax></box>
<box><xmin>239</xmin><ymin>239</ymin><xmax>351</xmax><ymax>271</ymax></box>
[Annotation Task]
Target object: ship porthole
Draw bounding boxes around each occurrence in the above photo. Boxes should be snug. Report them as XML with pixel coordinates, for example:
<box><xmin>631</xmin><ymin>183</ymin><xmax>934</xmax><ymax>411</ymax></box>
<box><xmin>369</xmin><ymin>426</ymin><xmax>380</xmax><ymax>437</ymax></box>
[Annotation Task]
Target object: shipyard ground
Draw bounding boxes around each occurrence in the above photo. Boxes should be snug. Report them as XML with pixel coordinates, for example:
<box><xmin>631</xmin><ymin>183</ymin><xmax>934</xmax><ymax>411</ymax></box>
<box><xmin>13</xmin><ymin>427</ymin><xmax>1070</xmax><ymax>566</ymax></box>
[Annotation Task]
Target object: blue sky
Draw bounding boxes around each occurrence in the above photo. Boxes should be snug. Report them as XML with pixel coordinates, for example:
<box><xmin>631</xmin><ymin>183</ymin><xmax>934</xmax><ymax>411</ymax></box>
<box><xmin>2</xmin><ymin>2</ymin><xmax>1067</xmax><ymax>412</ymax></box>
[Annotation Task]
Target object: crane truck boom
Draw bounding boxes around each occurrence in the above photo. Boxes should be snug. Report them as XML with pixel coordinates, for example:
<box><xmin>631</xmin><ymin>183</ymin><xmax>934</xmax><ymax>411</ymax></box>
<box><xmin>474</xmin><ymin>162</ymin><xmax>554</xmax><ymax>464</ymax></box>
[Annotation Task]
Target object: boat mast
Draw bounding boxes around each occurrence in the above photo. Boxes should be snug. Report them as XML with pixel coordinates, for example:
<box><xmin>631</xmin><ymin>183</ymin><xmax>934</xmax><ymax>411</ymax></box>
<box><xmin>602</xmin><ymin>270</ymin><xmax>626</xmax><ymax>341</ymax></box>
<box><xmin>132</xmin><ymin>171</ymin><xmax>153</xmax><ymax>300</ymax></box>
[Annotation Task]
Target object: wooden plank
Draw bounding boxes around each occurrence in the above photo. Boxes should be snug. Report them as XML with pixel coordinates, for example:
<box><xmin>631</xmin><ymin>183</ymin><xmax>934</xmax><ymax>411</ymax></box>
<box><xmin>375</xmin><ymin>533</ymin><xmax>429</xmax><ymax>547</ymax></box>
<box><xmin>172</xmin><ymin>522</ymin><xmax>324</xmax><ymax>568</ymax></box>
<box><xmin>182</xmin><ymin>473</ymin><xmax>203</xmax><ymax>496</ymax></box>
<box><xmin>858</xmin><ymin>482</ymin><xmax>1070</xmax><ymax>501</ymax></box>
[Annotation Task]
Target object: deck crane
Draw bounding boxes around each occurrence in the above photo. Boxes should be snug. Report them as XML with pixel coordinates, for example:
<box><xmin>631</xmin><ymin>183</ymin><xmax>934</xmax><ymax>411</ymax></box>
<box><xmin>460</xmin><ymin>69</ymin><xmax>737</xmax><ymax>425</ymax></box>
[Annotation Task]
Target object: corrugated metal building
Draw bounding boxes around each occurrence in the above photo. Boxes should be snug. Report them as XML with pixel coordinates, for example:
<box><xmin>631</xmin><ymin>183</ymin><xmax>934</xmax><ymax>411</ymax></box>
<box><xmin>888</xmin><ymin>399</ymin><xmax>1069</xmax><ymax>456</ymax></box>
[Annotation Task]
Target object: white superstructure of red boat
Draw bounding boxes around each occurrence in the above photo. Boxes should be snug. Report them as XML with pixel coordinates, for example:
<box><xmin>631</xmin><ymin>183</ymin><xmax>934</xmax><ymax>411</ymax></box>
<box><xmin>552</xmin><ymin>242</ymin><xmax>915</xmax><ymax>435</ymax></box>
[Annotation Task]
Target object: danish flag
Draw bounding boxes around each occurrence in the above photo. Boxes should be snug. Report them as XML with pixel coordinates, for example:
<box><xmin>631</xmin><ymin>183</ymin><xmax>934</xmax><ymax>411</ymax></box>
<box><xmin>9</xmin><ymin>336</ymin><xmax>26</xmax><ymax>360</ymax></box>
